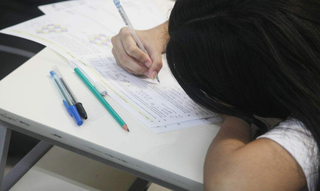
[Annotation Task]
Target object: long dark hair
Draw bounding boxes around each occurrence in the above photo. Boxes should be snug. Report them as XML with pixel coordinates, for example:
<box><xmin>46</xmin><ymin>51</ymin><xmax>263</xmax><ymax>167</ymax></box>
<box><xmin>166</xmin><ymin>0</ymin><xmax>320</xmax><ymax>188</ymax></box>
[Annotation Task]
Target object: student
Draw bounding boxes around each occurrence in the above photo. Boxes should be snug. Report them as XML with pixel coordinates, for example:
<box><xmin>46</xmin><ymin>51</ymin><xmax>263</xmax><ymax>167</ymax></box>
<box><xmin>111</xmin><ymin>0</ymin><xmax>320</xmax><ymax>190</ymax></box>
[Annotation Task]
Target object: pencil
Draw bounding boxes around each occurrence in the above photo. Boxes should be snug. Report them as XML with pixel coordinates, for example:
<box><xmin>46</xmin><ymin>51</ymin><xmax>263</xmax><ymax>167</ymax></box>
<box><xmin>74</xmin><ymin>67</ymin><xmax>129</xmax><ymax>132</ymax></box>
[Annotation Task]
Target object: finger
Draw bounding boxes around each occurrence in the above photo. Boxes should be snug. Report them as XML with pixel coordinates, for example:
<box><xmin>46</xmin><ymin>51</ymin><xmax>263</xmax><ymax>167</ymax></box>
<box><xmin>112</xmin><ymin>48</ymin><xmax>136</xmax><ymax>74</ymax></box>
<box><xmin>122</xmin><ymin>35</ymin><xmax>152</xmax><ymax>66</ymax></box>
<box><xmin>124</xmin><ymin>55</ymin><xmax>149</xmax><ymax>76</ymax></box>
<box><xmin>112</xmin><ymin>47</ymin><xmax>149</xmax><ymax>76</ymax></box>
<box><xmin>146</xmin><ymin>45</ymin><xmax>163</xmax><ymax>79</ymax></box>
<box><xmin>112</xmin><ymin>48</ymin><xmax>123</xmax><ymax>68</ymax></box>
<box><xmin>111</xmin><ymin>35</ymin><xmax>129</xmax><ymax>66</ymax></box>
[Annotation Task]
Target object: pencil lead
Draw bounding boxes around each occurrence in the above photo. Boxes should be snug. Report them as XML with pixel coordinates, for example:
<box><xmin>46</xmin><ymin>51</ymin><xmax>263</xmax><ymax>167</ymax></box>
<box><xmin>123</xmin><ymin>124</ymin><xmax>129</xmax><ymax>132</ymax></box>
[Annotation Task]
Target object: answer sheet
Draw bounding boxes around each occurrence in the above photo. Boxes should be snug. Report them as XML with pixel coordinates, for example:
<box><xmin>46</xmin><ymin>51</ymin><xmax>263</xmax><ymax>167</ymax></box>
<box><xmin>80</xmin><ymin>56</ymin><xmax>220</xmax><ymax>127</ymax></box>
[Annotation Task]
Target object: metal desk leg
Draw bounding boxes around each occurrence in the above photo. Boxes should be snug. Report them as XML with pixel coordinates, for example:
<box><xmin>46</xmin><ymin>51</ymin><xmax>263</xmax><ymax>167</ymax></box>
<box><xmin>2</xmin><ymin>141</ymin><xmax>52</xmax><ymax>191</ymax></box>
<box><xmin>0</xmin><ymin>125</ymin><xmax>12</xmax><ymax>191</ymax></box>
<box><xmin>128</xmin><ymin>178</ymin><xmax>151</xmax><ymax>191</ymax></box>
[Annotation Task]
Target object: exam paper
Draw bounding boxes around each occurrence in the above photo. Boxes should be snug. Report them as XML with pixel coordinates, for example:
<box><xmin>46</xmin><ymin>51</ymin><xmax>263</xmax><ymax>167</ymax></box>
<box><xmin>0</xmin><ymin>0</ymin><xmax>222</xmax><ymax>133</ymax></box>
<box><xmin>79</xmin><ymin>56</ymin><xmax>220</xmax><ymax>127</ymax></box>
<box><xmin>70</xmin><ymin>58</ymin><xmax>221</xmax><ymax>133</ymax></box>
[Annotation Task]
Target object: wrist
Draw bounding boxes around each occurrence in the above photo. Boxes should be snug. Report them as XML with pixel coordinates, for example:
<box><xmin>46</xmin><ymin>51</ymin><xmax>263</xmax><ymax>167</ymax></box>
<box><xmin>223</xmin><ymin>116</ymin><xmax>251</xmax><ymax>126</ymax></box>
<box><xmin>147</xmin><ymin>22</ymin><xmax>169</xmax><ymax>53</ymax></box>
<box><xmin>222</xmin><ymin>116</ymin><xmax>251</xmax><ymax>134</ymax></box>
<box><xmin>217</xmin><ymin>116</ymin><xmax>252</xmax><ymax>146</ymax></box>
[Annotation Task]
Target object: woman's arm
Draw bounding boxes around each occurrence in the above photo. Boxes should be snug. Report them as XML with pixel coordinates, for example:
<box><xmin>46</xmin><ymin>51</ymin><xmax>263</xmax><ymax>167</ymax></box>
<box><xmin>204</xmin><ymin>116</ymin><xmax>306</xmax><ymax>191</ymax></box>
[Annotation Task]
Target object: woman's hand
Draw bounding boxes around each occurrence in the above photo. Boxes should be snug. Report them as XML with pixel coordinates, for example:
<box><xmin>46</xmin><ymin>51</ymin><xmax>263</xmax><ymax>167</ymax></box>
<box><xmin>111</xmin><ymin>22</ymin><xmax>169</xmax><ymax>79</ymax></box>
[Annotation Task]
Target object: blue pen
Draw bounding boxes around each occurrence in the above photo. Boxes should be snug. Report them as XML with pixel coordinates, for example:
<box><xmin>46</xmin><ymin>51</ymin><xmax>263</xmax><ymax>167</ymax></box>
<box><xmin>50</xmin><ymin>70</ymin><xmax>83</xmax><ymax>126</ymax></box>
<box><xmin>53</xmin><ymin>66</ymin><xmax>88</xmax><ymax>120</ymax></box>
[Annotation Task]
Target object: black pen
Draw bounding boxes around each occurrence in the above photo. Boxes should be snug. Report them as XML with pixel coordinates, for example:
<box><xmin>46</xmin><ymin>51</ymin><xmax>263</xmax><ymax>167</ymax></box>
<box><xmin>53</xmin><ymin>66</ymin><xmax>88</xmax><ymax>120</ymax></box>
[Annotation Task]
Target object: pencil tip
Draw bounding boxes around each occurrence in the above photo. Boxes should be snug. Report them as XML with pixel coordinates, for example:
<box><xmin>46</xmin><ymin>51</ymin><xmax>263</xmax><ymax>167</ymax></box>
<box><xmin>123</xmin><ymin>124</ymin><xmax>129</xmax><ymax>132</ymax></box>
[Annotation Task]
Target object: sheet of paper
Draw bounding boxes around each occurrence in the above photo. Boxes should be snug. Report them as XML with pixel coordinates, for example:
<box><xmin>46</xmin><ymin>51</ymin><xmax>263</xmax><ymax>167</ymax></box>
<box><xmin>39</xmin><ymin>0</ymin><xmax>166</xmax><ymax>30</ymax></box>
<box><xmin>1</xmin><ymin>12</ymin><xmax>115</xmax><ymax>61</ymax></box>
<box><xmin>74</xmin><ymin>56</ymin><xmax>220</xmax><ymax>128</ymax></box>
<box><xmin>150</xmin><ymin>117</ymin><xmax>222</xmax><ymax>134</ymax></box>
<box><xmin>1</xmin><ymin>0</ymin><xmax>222</xmax><ymax>133</ymax></box>
<box><xmin>70</xmin><ymin>57</ymin><xmax>221</xmax><ymax>133</ymax></box>
<box><xmin>38</xmin><ymin>0</ymin><xmax>90</xmax><ymax>14</ymax></box>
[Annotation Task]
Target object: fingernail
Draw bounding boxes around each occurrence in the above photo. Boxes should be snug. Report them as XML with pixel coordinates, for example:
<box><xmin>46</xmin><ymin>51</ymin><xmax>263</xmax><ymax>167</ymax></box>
<box><xmin>151</xmin><ymin>71</ymin><xmax>157</xmax><ymax>80</ymax></box>
<box><xmin>143</xmin><ymin>71</ymin><xmax>149</xmax><ymax>77</ymax></box>
<box><xmin>145</xmin><ymin>62</ymin><xmax>151</xmax><ymax>68</ymax></box>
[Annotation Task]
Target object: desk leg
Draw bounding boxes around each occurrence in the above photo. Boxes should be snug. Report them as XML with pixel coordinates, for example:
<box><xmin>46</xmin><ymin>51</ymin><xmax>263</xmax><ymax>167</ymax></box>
<box><xmin>128</xmin><ymin>178</ymin><xmax>151</xmax><ymax>191</ymax></box>
<box><xmin>0</xmin><ymin>125</ymin><xmax>12</xmax><ymax>191</ymax></box>
<box><xmin>2</xmin><ymin>141</ymin><xmax>52</xmax><ymax>191</ymax></box>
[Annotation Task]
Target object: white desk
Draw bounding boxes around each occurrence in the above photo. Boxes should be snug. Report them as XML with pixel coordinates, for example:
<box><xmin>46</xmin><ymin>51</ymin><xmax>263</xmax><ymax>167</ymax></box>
<box><xmin>0</xmin><ymin>1</ymin><xmax>221</xmax><ymax>190</ymax></box>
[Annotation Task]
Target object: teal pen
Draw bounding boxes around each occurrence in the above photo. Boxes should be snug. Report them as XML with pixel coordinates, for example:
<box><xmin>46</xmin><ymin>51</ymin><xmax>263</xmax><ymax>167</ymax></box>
<box><xmin>74</xmin><ymin>67</ymin><xmax>129</xmax><ymax>132</ymax></box>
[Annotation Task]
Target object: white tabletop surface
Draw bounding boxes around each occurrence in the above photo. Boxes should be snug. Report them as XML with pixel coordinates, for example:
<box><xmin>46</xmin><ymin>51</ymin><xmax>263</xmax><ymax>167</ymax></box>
<box><xmin>0</xmin><ymin>1</ymin><xmax>221</xmax><ymax>190</ymax></box>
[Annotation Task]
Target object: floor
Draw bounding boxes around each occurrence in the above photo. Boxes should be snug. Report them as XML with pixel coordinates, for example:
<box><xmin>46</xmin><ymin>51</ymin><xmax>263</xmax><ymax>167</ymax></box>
<box><xmin>6</xmin><ymin>146</ymin><xmax>171</xmax><ymax>191</ymax></box>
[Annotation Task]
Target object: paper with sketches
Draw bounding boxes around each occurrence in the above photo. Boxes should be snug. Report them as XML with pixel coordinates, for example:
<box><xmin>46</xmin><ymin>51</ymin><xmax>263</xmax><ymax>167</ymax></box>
<box><xmin>0</xmin><ymin>12</ymin><xmax>114</xmax><ymax>61</ymax></box>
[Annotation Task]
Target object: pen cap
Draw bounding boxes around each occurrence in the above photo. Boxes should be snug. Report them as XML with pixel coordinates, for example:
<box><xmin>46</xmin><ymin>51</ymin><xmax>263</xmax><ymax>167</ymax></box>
<box><xmin>113</xmin><ymin>0</ymin><xmax>121</xmax><ymax>8</ymax></box>
<box><xmin>70</xmin><ymin>105</ymin><xmax>83</xmax><ymax>126</ymax></box>
<box><xmin>75</xmin><ymin>102</ymin><xmax>88</xmax><ymax>120</ymax></box>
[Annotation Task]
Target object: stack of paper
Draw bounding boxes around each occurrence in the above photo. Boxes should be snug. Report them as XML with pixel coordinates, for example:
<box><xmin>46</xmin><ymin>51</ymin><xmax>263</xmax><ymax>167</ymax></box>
<box><xmin>0</xmin><ymin>0</ymin><xmax>221</xmax><ymax>133</ymax></box>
